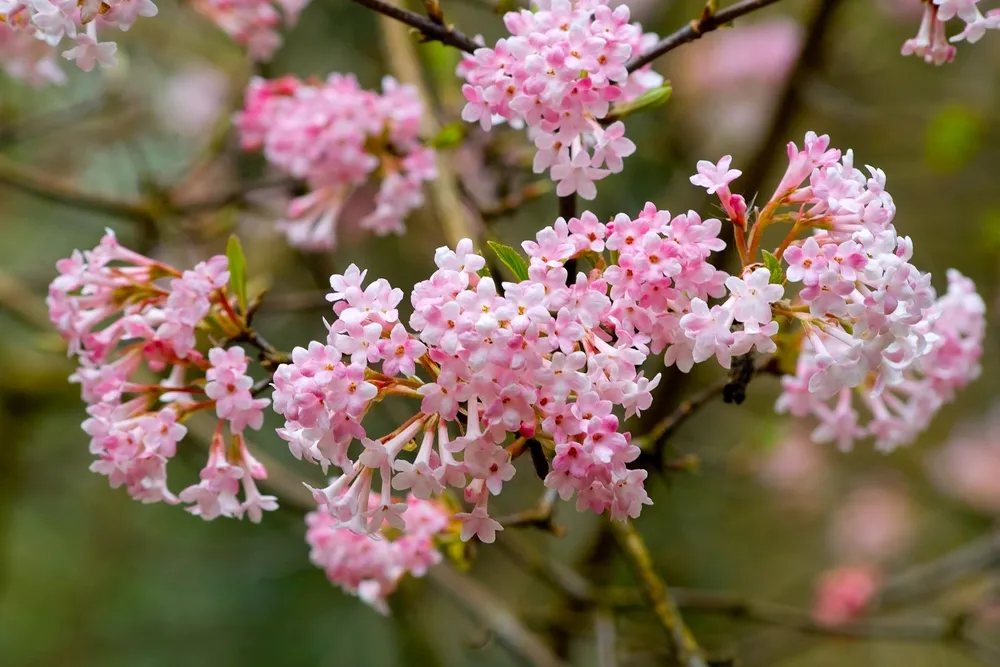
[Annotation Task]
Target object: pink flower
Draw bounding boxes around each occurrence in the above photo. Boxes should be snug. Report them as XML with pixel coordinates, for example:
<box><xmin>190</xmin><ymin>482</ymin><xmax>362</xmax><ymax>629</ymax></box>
<box><xmin>812</xmin><ymin>566</ymin><xmax>880</xmax><ymax>627</ymax></box>
<box><xmin>689</xmin><ymin>155</ymin><xmax>742</xmax><ymax>195</ymax></box>
<box><xmin>456</xmin><ymin>504</ymin><xmax>503</xmax><ymax>543</ymax></box>
<box><xmin>551</xmin><ymin>150</ymin><xmax>611</xmax><ymax>200</ymax></box>
<box><xmin>725</xmin><ymin>268</ymin><xmax>784</xmax><ymax>327</ymax></box>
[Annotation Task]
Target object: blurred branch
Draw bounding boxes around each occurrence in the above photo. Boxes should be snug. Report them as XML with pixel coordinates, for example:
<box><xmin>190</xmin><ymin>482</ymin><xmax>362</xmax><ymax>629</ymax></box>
<box><xmin>878</xmin><ymin>531</ymin><xmax>1000</xmax><ymax>609</ymax></box>
<box><xmin>0</xmin><ymin>269</ymin><xmax>51</xmax><ymax>331</ymax></box>
<box><xmin>735</xmin><ymin>0</ymin><xmax>843</xmax><ymax>201</ymax></box>
<box><xmin>428</xmin><ymin>566</ymin><xmax>571</xmax><ymax>667</ymax></box>
<box><xmin>635</xmin><ymin>374</ymin><xmax>730</xmax><ymax>454</ymax></box>
<box><xmin>626</xmin><ymin>0</ymin><xmax>788</xmax><ymax>72</ymax></box>
<box><xmin>352</xmin><ymin>0</ymin><xmax>479</xmax><ymax>53</ymax></box>
<box><xmin>378</xmin><ymin>0</ymin><xmax>477</xmax><ymax>247</ymax></box>
<box><xmin>609</xmin><ymin>520</ymin><xmax>707</xmax><ymax>667</ymax></box>
<box><xmin>0</xmin><ymin>155</ymin><xmax>155</xmax><ymax>225</ymax></box>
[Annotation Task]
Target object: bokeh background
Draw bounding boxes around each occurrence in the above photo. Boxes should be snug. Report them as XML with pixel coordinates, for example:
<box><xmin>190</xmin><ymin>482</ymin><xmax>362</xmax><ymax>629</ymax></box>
<box><xmin>1</xmin><ymin>0</ymin><xmax>1000</xmax><ymax>665</ymax></box>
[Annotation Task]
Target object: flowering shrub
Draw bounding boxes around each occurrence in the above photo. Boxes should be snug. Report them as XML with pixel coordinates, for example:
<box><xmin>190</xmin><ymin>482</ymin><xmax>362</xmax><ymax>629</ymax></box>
<box><xmin>235</xmin><ymin>74</ymin><xmax>436</xmax><ymax>250</ymax></box>
<box><xmin>48</xmin><ymin>231</ymin><xmax>275</xmax><ymax>521</ymax></box>
<box><xmin>458</xmin><ymin>0</ymin><xmax>663</xmax><ymax>198</ymax></box>
<box><xmin>13</xmin><ymin>0</ymin><xmax>995</xmax><ymax>645</ymax></box>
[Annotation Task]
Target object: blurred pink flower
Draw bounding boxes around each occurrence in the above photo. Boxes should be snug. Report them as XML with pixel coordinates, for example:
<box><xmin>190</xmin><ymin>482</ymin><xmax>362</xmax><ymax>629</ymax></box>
<box><xmin>670</xmin><ymin>18</ymin><xmax>803</xmax><ymax>150</ymax></box>
<box><xmin>756</xmin><ymin>428</ymin><xmax>830</xmax><ymax>509</ymax></box>
<box><xmin>157</xmin><ymin>66</ymin><xmax>230</xmax><ymax>137</ymax></box>
<box><xmin>828</xmin><ymin>483</ymin><xmax>915</xmax><ymax>564</ymax></box>
<box><xmin>812</xmin><ymin>565</ymin><xmax>881</xmax><ymax>627</ymax></box>
<box><xmin>673</xmin><ymin>18</ymin><xmax>803</xmax><ymax>93</ymax></box>
<box><xmin>927</xmin><ymin>406</ymin><xmax>1000</xmax><ymax>513</ymax></box>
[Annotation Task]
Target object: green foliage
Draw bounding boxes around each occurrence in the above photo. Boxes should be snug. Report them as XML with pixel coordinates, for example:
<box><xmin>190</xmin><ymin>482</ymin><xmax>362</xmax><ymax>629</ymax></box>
<box><xmin>925</xmin><ymin>105</ymin><xmax>983</xmax><ymax>173</ymax></box>
<box><xmin>487</xmin><ymin>240</ymin><xmax>530</xmax><ymax>281</ymax></box>
<box><xmin>226</xmin><ymin>234</ymin><xmax>248</xmax><ymax>315</ymax></box>
<box><xmin>761</xmin><ymin>250</ymin><xmax>784</xmax><ymax>285</ymax></box>
<box><xmin>607</xmin><ymin>83</ymin><xmax>672</xmax><ymax>121</ymax></box>
<box><xmin>428</xmin><ymin>121</ymin><xmax>465</xmax><ymax>150</ymax></box>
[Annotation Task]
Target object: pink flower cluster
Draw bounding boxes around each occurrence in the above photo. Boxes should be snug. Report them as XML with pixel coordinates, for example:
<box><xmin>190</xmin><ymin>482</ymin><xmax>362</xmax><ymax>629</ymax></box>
<box><xmin>457</xmin><ymin>0</ymin><xmax>662</xmax><ymax>199</ymax></box>
<box><xmin>901</xmin><ymin>0</ymin><xmax>1000</xmax><ymax>65</ymax></box>
<box><xmin>235</xmin><ymin>74</ymin><xmax>437</xmax><ymax>251</ymax></box>
<box><xmin>47</xmin><ymin>230</ymin><xmax>274</xmax><ymax>521</ymax></box>
<box><xmin>928</xmin><ymin>404</ymin><xmax>1000</xmax><ymax>513</ymax></box>
<box><xmin>0</xmin><ymin>0</ymin><xmax>158</xmax><ymax>79</ymax></box>
<box><xmin>0</xmin><ymin>19</ymin><xmax>65</xmax><ymax>85</ymax></box>
<box><xmin>190</xmin><ymin>0</ymin><xmax>309</xmax><ymax>61</ymax></box>
<box><xmin>306</xmin><ymin>495</ymin><xmax>451</xmax><ymax>612</ymax></box>
<box><xmin>691</xmin><ymin>132</ymin><xmax>986</xmax><ymax>452</ymax></box>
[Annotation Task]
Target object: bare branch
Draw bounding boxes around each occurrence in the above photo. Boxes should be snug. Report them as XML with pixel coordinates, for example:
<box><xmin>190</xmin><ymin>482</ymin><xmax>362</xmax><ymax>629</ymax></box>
<box><xmin>428</xmin><ymin>565</ymin><xmax>570</xmax><ymax>667</ymax></box>
<box><xmin>350</xmin><ymin>0</ymin><xmax>479</xmax><ymax>53</ymax></box>
<box><xmin>626</xmin><ymin>0</ymin><xmax>788</xmax><ymax>72</ymax></box>
<box><xmin>609</xmin><ymin>520</ymin><xmax>707</xmax><ymax>667</ymax></box>
<box><xmin>0</xmin><ymin>156</ymin><xmax>154</xmax><ymax>224</ymax></box>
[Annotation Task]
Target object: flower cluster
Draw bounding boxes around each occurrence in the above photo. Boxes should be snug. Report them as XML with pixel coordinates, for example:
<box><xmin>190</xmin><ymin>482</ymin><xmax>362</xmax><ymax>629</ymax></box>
<box><xmin>0</xmin><ymin>0</ymin><xmax>156</xmax><ymax>79</ymax></box>
<box><xmin>0</xmin><ymin>19</ymin><xmax>65</xmax><ymax>85</ymax></box>
<box><xmin>901</xmin><ymin>0</ymin><xmax>1000</xmax><ymax>65</ymax></box>
<box><xmin>235</xmin><ymin>74</ymin><xmax>437</xmax><ymax>250</ymax></box>
<box><xmin>271</xmin><ymin>180</ymin><xmax>811</xmax><ymax>540</ymax></box>
<box><xmin>306</xmin><ymin>494</ymin><xmax>451</xmax><ymax>613</ymax></box>
<box><xmin>47</xmin><ymin>230</ymin><xmax>275</xmax><ymax>521</ymax></box>
<box><xmin>189</xmin><ymin>0</ymin><xmax>309</xmax><ymax>61</ymax></box>
<box><xmin>690</xmin><ymin>132</ymin><xmax>986</xmax><ymax>452</ymax></box>
<box><xmin>457</xmin><ymin>0</ymin><xmax>662</xmax><ymax>199</ymax></box>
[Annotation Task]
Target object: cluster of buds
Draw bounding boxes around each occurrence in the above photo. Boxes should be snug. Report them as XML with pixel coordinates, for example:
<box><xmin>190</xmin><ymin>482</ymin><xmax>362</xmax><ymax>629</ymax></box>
<box><xmin>690</xmin><ymin>132</ymin><xmax>986</xmax><ymax>452</ymax></box>
<box><xmin>457</xmin><ymin>0</ymin><xmax>662</xmax><ymax>199</ymax></box>
<box><xmin>235</xmin><ymin>74</ymin><xmax>437</xmax><ymax>250</ymax></box>
<box><xmin>47</xmin><ymin>231</ymin><xmax>275</xmax><ymax>521</ymax></box>
<box><xmin>901</xmin><ymin>0</ymin><xmax>1000</xmax><ymax>64</ymax></box>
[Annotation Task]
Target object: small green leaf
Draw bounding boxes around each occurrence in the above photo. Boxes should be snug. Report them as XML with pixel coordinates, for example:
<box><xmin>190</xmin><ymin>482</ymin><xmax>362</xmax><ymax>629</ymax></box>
<box><xmin>226</xmin><ymin>234</ymin><xmax>248</xmax><ymax>315</ymax></box>
<box><xmin>429</xmin><ymin>122</ymin><xmax>465</xmax><ymax>150</ymax></box>
<box><xmin>477</xmin><ymin>265</ymin><xmax>491</xmax><ymax>278</ymax></box>
<box><xmin>487</xmin><ymin>240</ymin><xmax>530</xmax><ymax>281</ymax></box>
<box><xmin>924</xmin><ymin>105</ymin><xmax>983</xmax><ymax>174</ymax></box>
<box><xmin>761</xmin><ymin>250</ymin><xmax>784</xmax><ymax>285</ymax></box>
<box><xmin>606</xmin><ymin>83</ymin><xmax>672</xmax><ymax>121</ymax></box>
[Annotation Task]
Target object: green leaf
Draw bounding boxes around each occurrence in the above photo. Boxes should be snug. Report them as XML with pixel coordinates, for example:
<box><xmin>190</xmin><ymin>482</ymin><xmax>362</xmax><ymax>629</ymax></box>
<box><xmin>477</xmin><ymin>265</ymin><xmax>491</xmax><ymax>279</ymax></box>
<box><xmin>226</xmin><ymin>234</ymin><xmax>248</xmax><ymax>315</ymax></box>
<box><xmin>761</xmin><ymin>250</ymin><xmax>784</xmax><ymax>285</ymax></box>
<box><xmin>924</xmin><ymin>105</ymin><xmax>983</xmax><ymax>174</ymax></box>
<box><xmin>606</xmin><ymin>83</ymin><xmax>672</xmax><ymax>121</ymax></box>
<box><xmin>487</xmin><ymin>241</ymin><xmax>530</xmax><ymax>281</ymax></box>
<box><xmin>429</xmin><ymin>121</ymin><xmax>465</xmax><ymax>150</ymax></box>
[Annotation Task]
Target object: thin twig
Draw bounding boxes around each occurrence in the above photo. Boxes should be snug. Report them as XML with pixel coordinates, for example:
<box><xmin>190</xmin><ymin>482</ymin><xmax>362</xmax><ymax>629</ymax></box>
<box><xmin>636</xmin><ymin>374</ymin><xmax>730</xmax><ymax>453</ymax></box>
<box><xmin>626</xmin><ymin>0</ymin><xmax>788</xmax><ymax>72</ymax></box>
<box><xmin>609</xmin><ymin>520</ymin><xmax>707</xmax><ymax>667</ymax></box>
<box><xmin>0</xmin><ymin>155</ymin><xmax>154</xmax><ymax>224</ymax></box>
<box><xmin>377</xmin><ymin>0</ymin><xmax>477</xmax><ymax>248</ymax></box>
<box><xmin>878</xmin><ymin>531</ymin><xmax>1000</xmax><ymax>609</ymax></box>
<box><xmin>351</xmin><ymin>0</ymin><xmax>479</xmax><ymax>53</ymax></box>
<box><xmin>428</xmin><ymin>566</ymin><xmax>571</xmax><ymax>667</ymax></box>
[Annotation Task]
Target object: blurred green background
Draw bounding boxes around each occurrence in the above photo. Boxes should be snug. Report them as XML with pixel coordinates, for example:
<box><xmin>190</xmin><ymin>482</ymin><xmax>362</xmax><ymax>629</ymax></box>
<box><xmin>1</xmin><ymin>0</ymin><xmax>999</xmax><ymax>665</ymax></box>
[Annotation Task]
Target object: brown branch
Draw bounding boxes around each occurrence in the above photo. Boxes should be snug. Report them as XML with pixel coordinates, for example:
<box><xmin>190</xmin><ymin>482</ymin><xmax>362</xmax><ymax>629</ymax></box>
<box><xmin>636</xmin><ymin>374</ymin><xmax>730</xmax><ymax>453</ymax></box>
<box><xmin>350</xmin><ymin>0</ymin><xmax>479</xmax><ymax>53</ymax></box>
<box><xmin>609</xmin><ymin>520</ymin><xmax>707</xmax><ymax>667</ymax></box>
<box><xmin>428</xmin><ymin>566</ymin><xmax>570</xmax><ymax>667</ymax></box>
<box><xmin>626</xmin><ymin>0</ymin><xmax>788</xmax><ymax>72</ymax></box>
<box><xmin>0</xmin><ymin>155</ymin><xmax>155</xmax><ymax>224</ymax></box>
